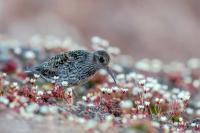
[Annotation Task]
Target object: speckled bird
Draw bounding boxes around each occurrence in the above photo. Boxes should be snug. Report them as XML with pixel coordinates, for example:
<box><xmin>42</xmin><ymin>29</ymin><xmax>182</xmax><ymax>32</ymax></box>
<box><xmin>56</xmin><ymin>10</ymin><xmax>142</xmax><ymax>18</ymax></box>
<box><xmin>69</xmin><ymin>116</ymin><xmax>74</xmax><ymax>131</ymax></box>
<box><xmin>27</xmin><ymin>50</ymin><xmax>116</xmax><ymax>87</ymax></box>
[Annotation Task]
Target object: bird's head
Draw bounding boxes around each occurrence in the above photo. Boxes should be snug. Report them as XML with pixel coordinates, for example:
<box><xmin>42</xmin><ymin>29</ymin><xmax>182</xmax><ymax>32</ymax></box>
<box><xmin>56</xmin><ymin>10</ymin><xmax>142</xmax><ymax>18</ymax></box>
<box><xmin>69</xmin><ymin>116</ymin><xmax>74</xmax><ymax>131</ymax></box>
<box><xmin>93</xmin><ymin>50</ymin><xmax>110</xmax><ymax>67</ymax></box>
<box><xmin>93</xmin><ymin>50</ymin><xmax>116</xmax><ymax>84</ymax></box>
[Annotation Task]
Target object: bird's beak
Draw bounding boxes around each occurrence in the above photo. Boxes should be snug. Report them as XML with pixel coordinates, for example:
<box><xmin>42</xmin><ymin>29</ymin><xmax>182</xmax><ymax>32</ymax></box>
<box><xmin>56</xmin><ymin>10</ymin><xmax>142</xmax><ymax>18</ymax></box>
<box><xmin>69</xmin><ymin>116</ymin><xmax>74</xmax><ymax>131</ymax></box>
<box><xmin>105</xmin><ymin>67</ymin><xmax>117</xmax><ymax>84</ymax></box>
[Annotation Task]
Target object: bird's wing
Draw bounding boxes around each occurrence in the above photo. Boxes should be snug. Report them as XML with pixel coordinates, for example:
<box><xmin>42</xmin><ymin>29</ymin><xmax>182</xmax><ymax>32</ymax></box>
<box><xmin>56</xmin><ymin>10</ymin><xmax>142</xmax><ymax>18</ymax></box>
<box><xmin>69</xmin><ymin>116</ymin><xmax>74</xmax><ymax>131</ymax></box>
<box><xmin>31</xmin><ymin>50</ymin><xmax>90</xmax><ymax>80</ymax></box>
<box><xmin>47</xmin><ymin>50</ymin><xmax>90</xmax><ymax>69</ymax></box>
<box><xmin>33</xmin><ymin>64</ymin><xmax>58</xmax><ymax>78</ymax></box>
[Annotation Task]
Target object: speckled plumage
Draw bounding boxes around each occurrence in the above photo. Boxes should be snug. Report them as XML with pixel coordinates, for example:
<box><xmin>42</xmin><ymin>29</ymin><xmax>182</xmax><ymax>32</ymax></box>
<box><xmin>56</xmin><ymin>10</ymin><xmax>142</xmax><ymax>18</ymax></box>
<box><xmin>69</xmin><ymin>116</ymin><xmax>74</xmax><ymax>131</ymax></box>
<box><xmin>28</xmin><ymin>50</ymin><xmax>116</xmax><ymax>87</ymax></box>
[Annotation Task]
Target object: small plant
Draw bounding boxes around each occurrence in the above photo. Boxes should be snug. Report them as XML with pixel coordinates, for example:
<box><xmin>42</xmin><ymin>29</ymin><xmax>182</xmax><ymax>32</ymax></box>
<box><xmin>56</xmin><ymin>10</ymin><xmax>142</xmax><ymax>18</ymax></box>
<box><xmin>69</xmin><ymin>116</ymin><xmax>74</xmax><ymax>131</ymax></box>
<box><xmin>0</xmin><ymin>36</ymin><xmax>199</xmax><ymax>132</ymax></box>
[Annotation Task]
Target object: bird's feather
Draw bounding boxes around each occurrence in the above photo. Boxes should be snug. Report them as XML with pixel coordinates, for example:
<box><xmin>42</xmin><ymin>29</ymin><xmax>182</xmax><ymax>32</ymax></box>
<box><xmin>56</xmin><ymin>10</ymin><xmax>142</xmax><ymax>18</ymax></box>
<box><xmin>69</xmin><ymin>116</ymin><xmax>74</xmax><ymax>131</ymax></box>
<box><xmin>26</xmin><ymin>50</ymin><xmax>116</xmax><ymax>87</ymax></box>
<box><xmin>47</xmin><ymin>50</ymin><xmax>90</xmax><ymax>69</ymax></box>
<box><xmin>31</xmin><ymin>50</ymin><xmax>92</xmax><ymax>83</ymax></box>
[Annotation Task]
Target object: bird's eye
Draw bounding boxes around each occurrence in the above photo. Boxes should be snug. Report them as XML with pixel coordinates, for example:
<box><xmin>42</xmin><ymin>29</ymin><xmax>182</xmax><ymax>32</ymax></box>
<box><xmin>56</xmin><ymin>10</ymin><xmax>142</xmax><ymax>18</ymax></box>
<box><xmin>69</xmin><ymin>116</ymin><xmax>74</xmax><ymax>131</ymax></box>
<box><xmin>99</xmin><ymin>56</ymin><xmax>105</xmax><ymax>63</ymax></box>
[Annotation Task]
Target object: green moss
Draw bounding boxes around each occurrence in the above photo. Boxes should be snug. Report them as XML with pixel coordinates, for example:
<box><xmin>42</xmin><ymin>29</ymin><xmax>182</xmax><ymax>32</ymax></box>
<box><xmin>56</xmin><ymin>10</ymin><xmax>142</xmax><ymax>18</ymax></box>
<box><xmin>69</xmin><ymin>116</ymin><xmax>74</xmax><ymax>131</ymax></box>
<box><xmin>150</xmin><ymin>104</ymin><xmax>159</xmax><ymax>115</ymax></box>
<box><xmin>85</xmin><ymin>81</ymin><xmax>96</xmax><ymax>88</ymax></box>
<box><xmin>131</xmin><ymin>123</ymin><xmax>149</xmax><ymax>132</ymax></box>
<box><xmin>171</xmin><ymin>115</ymin><xmax>180</xmax><ymax>122</ymax></box>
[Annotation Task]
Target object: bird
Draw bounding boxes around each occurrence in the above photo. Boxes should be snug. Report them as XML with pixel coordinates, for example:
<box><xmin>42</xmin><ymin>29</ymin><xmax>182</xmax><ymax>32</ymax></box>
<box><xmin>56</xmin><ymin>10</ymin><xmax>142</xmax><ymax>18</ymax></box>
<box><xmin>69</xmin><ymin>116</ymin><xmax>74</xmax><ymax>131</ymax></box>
<box><xmin>26</xmin><ymin>50</ymin><xmax>116</xmax><ymax>87</ymax></box>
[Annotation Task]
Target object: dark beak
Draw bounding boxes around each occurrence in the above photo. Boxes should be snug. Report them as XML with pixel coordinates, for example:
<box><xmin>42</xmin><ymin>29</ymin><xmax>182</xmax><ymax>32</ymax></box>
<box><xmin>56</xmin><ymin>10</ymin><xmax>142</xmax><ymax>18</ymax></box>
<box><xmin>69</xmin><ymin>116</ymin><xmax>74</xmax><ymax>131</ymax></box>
<box><xmin>105</xmin><ymin>67</ymin><xmax>117</xmax><ymax>84</ymax></box>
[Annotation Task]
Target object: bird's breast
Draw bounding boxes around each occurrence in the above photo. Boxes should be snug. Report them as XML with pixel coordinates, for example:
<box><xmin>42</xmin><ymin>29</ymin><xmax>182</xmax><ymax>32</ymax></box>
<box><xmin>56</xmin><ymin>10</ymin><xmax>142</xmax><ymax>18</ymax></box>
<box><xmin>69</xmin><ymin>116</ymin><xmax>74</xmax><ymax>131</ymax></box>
<box><xmin>55</xmin><ymin>61</ymin><xmax>99</xmax><ymax>86</ymax></box>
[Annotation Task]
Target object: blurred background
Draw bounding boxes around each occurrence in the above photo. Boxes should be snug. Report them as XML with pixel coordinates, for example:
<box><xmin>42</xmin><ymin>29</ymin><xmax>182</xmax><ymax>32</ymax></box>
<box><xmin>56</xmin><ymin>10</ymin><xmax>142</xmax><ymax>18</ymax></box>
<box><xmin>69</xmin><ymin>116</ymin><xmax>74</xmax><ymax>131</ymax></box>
<box><xmin>0</xmin><ymin>0</ymin><xmax>200</xmax><ymax>61</ymax></box>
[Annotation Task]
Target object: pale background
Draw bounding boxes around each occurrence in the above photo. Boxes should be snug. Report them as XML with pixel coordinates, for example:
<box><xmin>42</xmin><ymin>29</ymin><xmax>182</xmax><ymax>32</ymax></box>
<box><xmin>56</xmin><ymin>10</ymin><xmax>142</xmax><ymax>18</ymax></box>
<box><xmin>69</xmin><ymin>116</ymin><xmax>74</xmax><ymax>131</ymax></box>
<box><xmin>0</xmin><ymin>0</ymin><xmax>200</xmax><ymax>61</ymax></box>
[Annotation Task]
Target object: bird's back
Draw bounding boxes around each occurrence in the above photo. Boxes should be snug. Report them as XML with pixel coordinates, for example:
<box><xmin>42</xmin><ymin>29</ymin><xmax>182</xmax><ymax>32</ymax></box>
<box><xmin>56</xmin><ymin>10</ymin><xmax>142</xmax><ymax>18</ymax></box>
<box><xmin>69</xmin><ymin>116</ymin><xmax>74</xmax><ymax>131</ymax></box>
<box><xmin>29</xmin><ymin>50</ymin><xmax>99</xmax><ymax>86</ymax></box>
